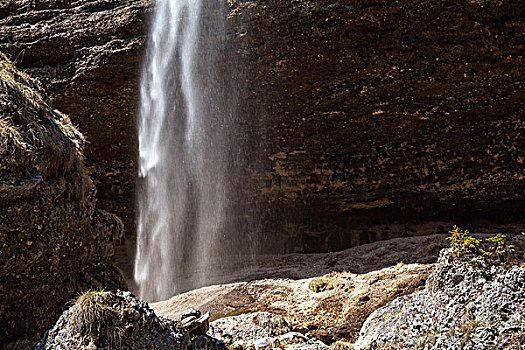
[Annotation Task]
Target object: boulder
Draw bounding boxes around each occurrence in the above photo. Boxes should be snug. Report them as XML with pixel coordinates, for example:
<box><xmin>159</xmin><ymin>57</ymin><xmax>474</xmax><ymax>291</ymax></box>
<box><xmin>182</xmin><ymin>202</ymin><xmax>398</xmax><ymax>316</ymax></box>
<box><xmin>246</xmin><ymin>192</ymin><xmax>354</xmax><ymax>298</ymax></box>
<box><xmin>36</xmin><ymin>290</ymin><xmax>189</xmax><ymax>350</ymax></box>
<box><xmin>354</xmin><ymin>246</ymin><xmax>525</xmax><ymax>349</ymax></box>
<box><xmin>180</xmin><ymin>309</ymin><xmax>211</xmax><ymax>336</ymax></box>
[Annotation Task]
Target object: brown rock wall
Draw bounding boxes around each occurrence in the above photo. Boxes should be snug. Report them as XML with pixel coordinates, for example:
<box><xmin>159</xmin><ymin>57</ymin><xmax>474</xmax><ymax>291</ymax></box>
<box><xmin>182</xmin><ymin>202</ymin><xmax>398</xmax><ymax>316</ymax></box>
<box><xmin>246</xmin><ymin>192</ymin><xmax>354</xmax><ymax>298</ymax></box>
<box><xmin>0</xmin><ymin>0</ymin><xmax>523</xmax><ymax>264</ymax></box>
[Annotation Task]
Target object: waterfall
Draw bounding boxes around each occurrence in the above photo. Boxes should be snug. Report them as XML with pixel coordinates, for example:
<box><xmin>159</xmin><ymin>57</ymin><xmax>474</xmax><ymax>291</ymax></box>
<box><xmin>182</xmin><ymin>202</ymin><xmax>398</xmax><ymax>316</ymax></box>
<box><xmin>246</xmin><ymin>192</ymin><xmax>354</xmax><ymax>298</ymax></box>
<box><xmin>134</xmin><ymin>0</ymin><xmax>253</xmax><ymax>302</ymax></box>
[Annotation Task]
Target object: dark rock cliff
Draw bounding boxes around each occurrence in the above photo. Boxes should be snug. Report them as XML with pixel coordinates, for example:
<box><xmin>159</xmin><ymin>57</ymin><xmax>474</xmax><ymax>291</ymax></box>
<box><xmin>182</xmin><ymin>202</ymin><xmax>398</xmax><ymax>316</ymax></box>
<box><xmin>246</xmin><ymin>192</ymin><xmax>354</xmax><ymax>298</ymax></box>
<box><xmin>245</xmin><ymin>0</ymin><xmax>525</xmax><ymax>253</ymax></box>
<box><xmin>0</xmin><ymin>52</ymin><xmax>125</xmax><ymax>344</ymax></box>
<box><xmin>0</xmin><ymin>0</ymin><xmax>523</xmax><ymax>272</ymax></box>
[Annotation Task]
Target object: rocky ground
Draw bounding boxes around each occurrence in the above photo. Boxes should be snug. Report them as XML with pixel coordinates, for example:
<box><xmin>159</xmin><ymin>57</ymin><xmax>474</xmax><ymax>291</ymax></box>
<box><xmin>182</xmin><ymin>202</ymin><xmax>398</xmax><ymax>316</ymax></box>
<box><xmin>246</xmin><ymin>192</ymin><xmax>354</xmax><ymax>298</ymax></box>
<box><xmin>142</xmin><ymin>233</ymin><xmax>449</xmax><ymax>295</ymax></box>
<box><xmin>30</xmin><ymin>236</ymin><xmax>525</xmax><ymax>350</ymax></box>
<box><xmin>354</xmin><ymin>248</ymin><xmax>525</xmax><ymax>349</ymax></box>
<box><xmin>152</xmin><ymin>262</ymin><xmax>433</xmax><ymax>343</ymax></box>
<box><xmin>149</xmin><ymin>234</ymin><xmax>459</xmax><ymax>343</ymax></box>
<box><xmin>209</xmin><ymin>312</ymin><xmax>330</xmax><ymax>350</ymax></box>
<box><xmin>36</xmin><ymin>290</ymin><xmax>188</xmax><ymax>350</ymax></box>
<box><xmin>34</xmin><ymin>290</ymin><xmax>334</xmax><ymax>350</ymax></box>
<box><xmin>2</xmin><ymin>233</ymin><xmax>445</xmax><ymax>348</ymax></box>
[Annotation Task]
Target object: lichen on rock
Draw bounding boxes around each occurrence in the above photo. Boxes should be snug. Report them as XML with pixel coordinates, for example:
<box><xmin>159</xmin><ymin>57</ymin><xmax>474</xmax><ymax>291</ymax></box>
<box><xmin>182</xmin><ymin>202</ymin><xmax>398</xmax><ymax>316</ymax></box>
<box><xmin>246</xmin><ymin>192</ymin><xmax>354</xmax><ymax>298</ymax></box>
<box><xmin>209</xmin><ymin>312</ymin><xmax>329</xmax><ymax>350</ymax></box>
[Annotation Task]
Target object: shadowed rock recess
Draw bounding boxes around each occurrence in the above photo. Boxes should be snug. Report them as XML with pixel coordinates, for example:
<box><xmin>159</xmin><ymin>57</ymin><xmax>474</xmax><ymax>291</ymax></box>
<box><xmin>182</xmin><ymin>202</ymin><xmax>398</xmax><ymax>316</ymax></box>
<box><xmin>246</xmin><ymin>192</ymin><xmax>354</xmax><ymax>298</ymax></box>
<box><xmin>0</xmin><ymin>0</ymin><xmax>523</xmax><ymax>268</ymax></box>
<box><xmin>0</xmin><ymin>53</ymin><xmax>125</xmax><ymax>344</ymax></box>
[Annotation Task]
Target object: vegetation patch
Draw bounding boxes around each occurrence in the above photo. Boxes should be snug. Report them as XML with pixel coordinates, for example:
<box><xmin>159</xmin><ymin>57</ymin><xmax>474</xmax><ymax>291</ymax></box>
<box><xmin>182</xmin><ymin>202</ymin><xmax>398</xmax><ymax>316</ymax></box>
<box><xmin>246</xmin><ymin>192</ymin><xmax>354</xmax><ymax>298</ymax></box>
<box><xmin>457</xmin><ymin>320</ymin><xmax>488</xmax><ymax>346</ymax></box>
<box><xmin>308</xmin><ymin>276</ymin><xmax>344</xmax><ymax>293</ymax></box>
<box><xmin>0</xmin><ymin>52</ymin><xmax>91</xmax><ymax>205</ymax></box>
<box><xmin>70</xmin><ymin>290</ymin><xmax>111</xmax><ymax>335</ymax></box>
<box><xmin>69</xmin><ymin>290</ymin><xmax>124</xmax><ymax>349</ymax></box>
<box><xmin>331</xmin><ymin>340</ymin><xmax>355</xmax><ymax>350</ymax></box>
<box><xmin>446</xmin><ymin>226</ymin><xmax>517</xmax><ymax>264</ymax></box>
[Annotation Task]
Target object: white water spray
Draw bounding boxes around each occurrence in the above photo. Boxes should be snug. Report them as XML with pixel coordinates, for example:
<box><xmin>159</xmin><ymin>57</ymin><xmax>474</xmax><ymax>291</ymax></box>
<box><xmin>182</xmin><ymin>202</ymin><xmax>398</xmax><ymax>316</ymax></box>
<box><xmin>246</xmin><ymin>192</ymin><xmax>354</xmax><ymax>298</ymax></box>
<box><xmin>134</xmin><ymin>0</ymin><xmax>252</xmax><ymax>301</ymax></box>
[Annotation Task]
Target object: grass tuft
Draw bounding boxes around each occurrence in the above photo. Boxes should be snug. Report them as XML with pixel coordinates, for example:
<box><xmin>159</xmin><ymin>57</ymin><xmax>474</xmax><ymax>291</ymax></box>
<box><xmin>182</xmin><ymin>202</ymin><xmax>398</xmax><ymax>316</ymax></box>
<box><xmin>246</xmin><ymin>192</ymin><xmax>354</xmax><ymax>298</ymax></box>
<box><xmin>70</xmin><ymin>290</ymin><xmax>111</xmax><ymax>336</ymax></box>
<box><xmin>69</xmin><ymin>290</ymin><xmax>125</xmax><ymax>350</ymax></box>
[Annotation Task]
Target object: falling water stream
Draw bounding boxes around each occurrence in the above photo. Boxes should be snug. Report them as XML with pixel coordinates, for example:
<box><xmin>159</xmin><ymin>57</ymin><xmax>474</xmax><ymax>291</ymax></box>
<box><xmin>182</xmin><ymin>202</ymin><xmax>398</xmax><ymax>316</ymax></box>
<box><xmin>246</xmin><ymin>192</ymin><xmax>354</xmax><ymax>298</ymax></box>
<box><xmin>134</xmin><ymin>0</ymin><xmax>253</xmax><ymax>302</ymax></box>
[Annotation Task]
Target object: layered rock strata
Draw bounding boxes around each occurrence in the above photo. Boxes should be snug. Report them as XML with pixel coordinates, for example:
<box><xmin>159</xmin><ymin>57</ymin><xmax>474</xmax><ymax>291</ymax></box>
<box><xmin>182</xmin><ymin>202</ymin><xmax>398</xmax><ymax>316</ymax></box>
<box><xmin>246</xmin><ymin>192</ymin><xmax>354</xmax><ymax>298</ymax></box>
<box><xmin>1</xmin><ymin>0</ymin><xmax>523</xmax><ymax>261</ymax></box>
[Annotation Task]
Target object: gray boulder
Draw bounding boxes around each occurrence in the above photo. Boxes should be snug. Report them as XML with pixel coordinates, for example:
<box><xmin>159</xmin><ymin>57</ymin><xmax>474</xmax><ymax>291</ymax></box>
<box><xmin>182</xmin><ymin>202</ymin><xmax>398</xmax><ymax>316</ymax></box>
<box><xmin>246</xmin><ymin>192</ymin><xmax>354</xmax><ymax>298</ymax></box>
<box><xmin>36</xmin><ymin>290</ymin><xmax>189</xmax><ymax>350</ymax></box>
<box><xmin>354</xmin><ymin>249</ymin><xmax>525</xmax><ymax>349</ymax></box>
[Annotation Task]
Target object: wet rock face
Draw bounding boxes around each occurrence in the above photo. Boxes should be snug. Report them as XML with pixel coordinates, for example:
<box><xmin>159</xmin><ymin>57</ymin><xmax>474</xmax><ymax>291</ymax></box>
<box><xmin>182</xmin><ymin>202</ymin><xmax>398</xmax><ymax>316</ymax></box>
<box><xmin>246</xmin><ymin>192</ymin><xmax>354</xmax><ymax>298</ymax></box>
<box><xmin>354</xmin><ymin>248</ymin><xmax>525</xmax><ymax>349</ymax></box>
<box><xmin>36</xmin><ymin>290</ymin><xmax>189</xmax><ymax>350</ymax></box>
<box><xmin>240</xmin><ymin>0</ymin><xmax>525</xmax><ymax>251</ymax></box>
<box><xmin>1</xmin><ymin>0</ymin><xmax>524</xmax><ymax>257</ymax></box>
<box><xmin>0</xmin><ymin>53</ymin><xmax>125</xmax><ymax>344</ymax></box>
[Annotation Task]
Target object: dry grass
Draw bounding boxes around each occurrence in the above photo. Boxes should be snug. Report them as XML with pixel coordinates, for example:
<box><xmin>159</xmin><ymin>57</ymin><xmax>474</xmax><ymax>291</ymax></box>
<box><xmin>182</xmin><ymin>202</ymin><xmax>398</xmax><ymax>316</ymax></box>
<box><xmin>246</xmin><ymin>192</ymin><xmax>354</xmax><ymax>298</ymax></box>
<box><xmin>69</xmin><ymin>290</ymin><xmax>124</xmax><ymax>350</ymax></box>
<box><xmin>0</xmin><ymin>52</ymin><xmax>91</xmax><ymax>205</ymax></box>
<box><xmin>70</xmin><ymin>290</ymin><xmax>111</xmax><ymax>336</ymax></box>
<box><xmin>331</xmin><ymin>340</ymin><xmax>355</xmax><ymax>350</ymax></box>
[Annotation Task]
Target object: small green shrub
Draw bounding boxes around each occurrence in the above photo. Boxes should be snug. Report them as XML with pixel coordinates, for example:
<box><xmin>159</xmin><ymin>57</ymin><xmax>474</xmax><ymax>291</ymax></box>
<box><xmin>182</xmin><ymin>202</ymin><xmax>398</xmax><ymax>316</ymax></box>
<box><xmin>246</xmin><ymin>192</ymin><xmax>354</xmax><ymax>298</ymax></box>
<box><xmin>446</xmin><ymin>226</ymin><xmax>515</xmax><ymax>263</ymax></box>
<box><xmin>479</xmin><ymin>233</ymin><xmax>515</xmax><ymax>260</ymax></box>
<box><xmin>446</xmin><ymin>226</ymin><xmax>480</xmax><ymax>258</ymax></box>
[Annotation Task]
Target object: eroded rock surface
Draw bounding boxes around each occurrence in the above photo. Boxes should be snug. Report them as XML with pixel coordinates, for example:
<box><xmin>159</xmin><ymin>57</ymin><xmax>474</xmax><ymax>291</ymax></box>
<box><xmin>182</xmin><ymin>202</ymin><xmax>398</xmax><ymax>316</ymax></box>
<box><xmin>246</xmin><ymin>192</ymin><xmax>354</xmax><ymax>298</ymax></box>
<box><xmin>242</xmin><ymin>0</ymin><xmax>525</xmax><ymax>252</ymax></box>
<box><xmin>209</xmin><ymin>312</ymin><xmax>293</xmax><ymax>345</ymax></box>
<box><xmin>354</xmin><ymin>248</ymin><xmax>525</xmax><ymax>349</ymax></box>
<box><xmin>152</xmin><ymin>240</ymin><xmax>436</xmax><ymax>343</ymax></box>
<box><xmin>209</xmin><ymin>312</ymin><xmax>328</xmax><ymax>350</ymax></box>
<box><xmin>0</xmin><ymin>52</ymin><xmax>125</xmax><ymax>344</ymax></box>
